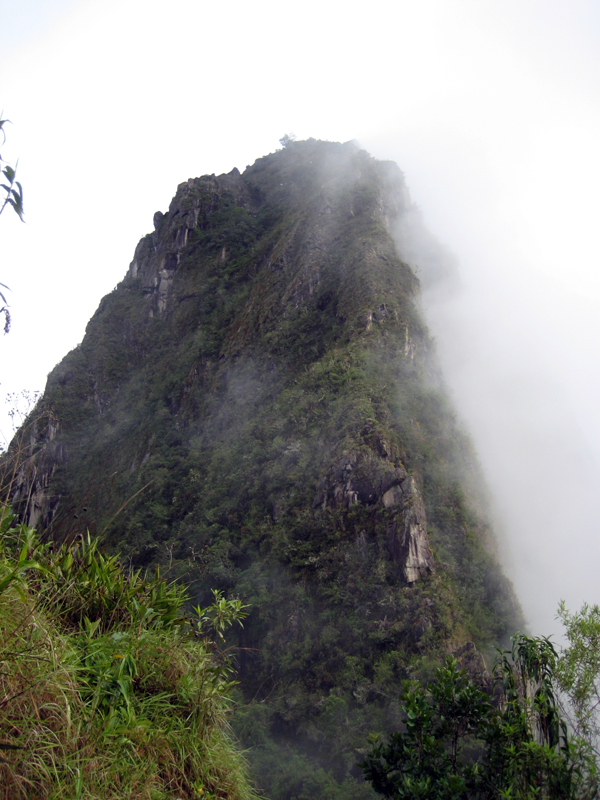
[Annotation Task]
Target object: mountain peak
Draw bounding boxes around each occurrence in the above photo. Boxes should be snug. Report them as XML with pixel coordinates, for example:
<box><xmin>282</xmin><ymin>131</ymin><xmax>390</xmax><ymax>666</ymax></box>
<box><xmin>6</xmin><ymin>140</ymin><xmax>521</xmax><ymax>798</ymax></box>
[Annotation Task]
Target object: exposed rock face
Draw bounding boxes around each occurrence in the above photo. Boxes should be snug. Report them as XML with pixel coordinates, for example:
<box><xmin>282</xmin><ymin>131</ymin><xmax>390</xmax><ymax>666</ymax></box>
<box><xmin>128</xmin><ymin>170</ymin><xmax>251</xmax><ymax>318</ymax></box>
<box><xmin>313</xmin><ymin>452</ymin><xmax>433</xmax><ymax>582</ymax></box>
<box><xmin>7</xmin><ymin>409</ymin><xmax>63</xmax><ymax>529</ymax></box>
<box><xmin>385</xmin><ymin>476</ymin><xmax>434</xmax><ymax>582</ymax></box>
<box><xmin>453</xmin><ymin>641</ymin><xmax>493</xmax><ymax>694</ymax></box>
<box><xmin>5</xmin><ymin>139</ymin><xmax>522</xmax><ymax>800</ymax></box>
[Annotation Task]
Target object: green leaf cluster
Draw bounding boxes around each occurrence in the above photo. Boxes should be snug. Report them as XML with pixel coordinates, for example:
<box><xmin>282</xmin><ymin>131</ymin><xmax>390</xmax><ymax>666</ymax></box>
<box><xmin>0</xmin><ymin>113</ymin><xmax>23</xmax><ymax>334</ymax></box>
<box><xmin>361</xmin><ymin>638</ymin><xmax>598</xmax><ymax>799</ymax></box>
<box><xmin>556</xmin><ymin>602</ymin><xmax>600</xmax><ymax>753</ymax></box>
<box><xmin>0</xmin><ymin>116</ymin><xmax>24</xmax><ymax>222</ymax></box>
<box><xmin>0</xmin><ymin>509</ymin><xmax>254</xmax><ymax>799</ymax></box>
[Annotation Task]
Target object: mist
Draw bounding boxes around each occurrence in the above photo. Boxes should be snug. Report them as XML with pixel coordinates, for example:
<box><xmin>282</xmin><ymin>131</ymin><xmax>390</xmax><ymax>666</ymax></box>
<box><xmin>2</xmin><ymin>0</ymin><xmax>600</xmax><ymax>638</ymax></box>
<box><xmin>383</xmin><ymin>192</ymin><xmax>600</xmax><ymax>637</ymax></box>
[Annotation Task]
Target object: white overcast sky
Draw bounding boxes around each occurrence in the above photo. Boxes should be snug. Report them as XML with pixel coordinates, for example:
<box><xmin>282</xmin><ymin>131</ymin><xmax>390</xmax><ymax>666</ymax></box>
<box><xmin>1</xmin><ymin>0</ymin><xmax>600</xmax><ymax>637</ymax></box>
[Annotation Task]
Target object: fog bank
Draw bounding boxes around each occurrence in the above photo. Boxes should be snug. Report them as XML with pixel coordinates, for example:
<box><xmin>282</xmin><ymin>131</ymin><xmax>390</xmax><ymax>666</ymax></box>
<box><xmin>370</xmin><ymin>149</ymin><xmax>600</xmax><ymax>638</ymax></box>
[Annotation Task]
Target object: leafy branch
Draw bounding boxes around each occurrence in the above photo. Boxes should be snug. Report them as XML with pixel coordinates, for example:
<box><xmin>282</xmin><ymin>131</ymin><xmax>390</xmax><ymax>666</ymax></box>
<box><xmin>0</xmin><ymin>115</ymin><xmax>24</xmax><ymax>221</ymax></box>
<box><xmin>0</xmin><ymin>113</ymin><xmax>24</xmax><ymax>334</ymax></box>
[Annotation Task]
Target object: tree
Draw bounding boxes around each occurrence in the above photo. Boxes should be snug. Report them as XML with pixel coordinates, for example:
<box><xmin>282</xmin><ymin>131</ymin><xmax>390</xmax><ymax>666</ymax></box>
<box><xmin>279</xmin><ymin>132</ymin><xmax>297</xmax><ymax>147</ymax></box>
<box><xmin>361</xmin><ymin>658</ymin><xmax>490</xmax><ymax>799</ymax></box>
<box><xmin>0</xmin><ymin>114</ymin><xmax>24</xmax><ymax>334</ymax></box>
<box><xmin>361</xmin><ymin>635</ymin><xmax>597</xmax><ymax>799</ymax></box>
<box><xmin>556</xmin><ymin>602</ymin><xmax>600</xmax><ymax>757</ymax></box>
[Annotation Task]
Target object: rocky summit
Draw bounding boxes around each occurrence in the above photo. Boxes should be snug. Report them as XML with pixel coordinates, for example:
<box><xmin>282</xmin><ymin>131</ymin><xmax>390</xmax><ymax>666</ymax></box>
<box><xmin>7</xmin><ymin>139</ymin><xmax>522</xmax><ymax>798</ymax></box>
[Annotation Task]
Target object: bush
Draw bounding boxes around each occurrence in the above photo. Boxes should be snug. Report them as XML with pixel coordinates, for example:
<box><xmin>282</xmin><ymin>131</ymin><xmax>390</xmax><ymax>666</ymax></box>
<box><xmin>0</xmin><ymin>509</ymin><xmax>254</xmax><ymax>800</ymax></box>
<box><xmin>361</xmin><ymin>637</ymin><xmax>598</xmax><ymax>800</ymax></box>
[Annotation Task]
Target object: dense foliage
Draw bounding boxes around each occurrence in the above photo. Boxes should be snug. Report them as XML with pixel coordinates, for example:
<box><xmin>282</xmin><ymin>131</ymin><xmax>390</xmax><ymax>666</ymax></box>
<box><xmin>0</xmin><ymin>509</ymin><xmax>253</xmax><ymax>799</ymax></box>
<box><xmin>556</xmin><ymin>602</ymin><xmax>600</xmax><ymax>760</ymax></box>
<box><xmin>361</xmin><ymin>637</ymin><xmax>598</xmax><ymax>799</ymax></box>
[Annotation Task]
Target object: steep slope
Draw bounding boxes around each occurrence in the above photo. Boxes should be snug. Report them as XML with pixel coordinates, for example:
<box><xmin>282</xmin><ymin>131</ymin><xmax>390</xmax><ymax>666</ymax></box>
<box><xmin>6</xmin><ymin>139</ymin><xmax>522</xmax><ymax>798</ymax></box>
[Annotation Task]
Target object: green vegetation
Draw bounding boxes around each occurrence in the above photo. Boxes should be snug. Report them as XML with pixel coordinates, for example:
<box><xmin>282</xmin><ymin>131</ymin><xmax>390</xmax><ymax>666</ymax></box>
<box><xmin>0</xmin><ymin>509</ymin><xmax>254</xmax><ymax>799</ymax></box>
<box><xmin>0</xmin><ymin>115</ymin><xmax>23</xmax><ymax>223</ymax></box>
<box><xmin>556</xmin><ymin>602</ymin><xmax>600</xmax><ymax>759</ymax></box>
<box><xmin>0</xmin><ymin>112</ymin><xmax>24</xmax><ymax>334</ymax></box>
<box><xmin>361</xmin><ymin>636</ymin><xmax>598</xmax><ymax>799</ymax></box>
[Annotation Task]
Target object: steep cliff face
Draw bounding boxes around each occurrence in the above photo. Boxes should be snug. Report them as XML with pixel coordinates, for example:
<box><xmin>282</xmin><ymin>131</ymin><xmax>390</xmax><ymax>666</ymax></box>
<box><xmin>7</xmin><ymin>139</ymin><xmax>521</xmax><ymax>798</ymax></box>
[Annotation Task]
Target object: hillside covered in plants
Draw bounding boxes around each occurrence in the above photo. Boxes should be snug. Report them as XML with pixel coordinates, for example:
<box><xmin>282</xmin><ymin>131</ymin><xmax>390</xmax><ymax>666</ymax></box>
<box><xmin>5</xmin><ymin>139</ymin><xmax>523</xmax><ymax>797</ymax></box>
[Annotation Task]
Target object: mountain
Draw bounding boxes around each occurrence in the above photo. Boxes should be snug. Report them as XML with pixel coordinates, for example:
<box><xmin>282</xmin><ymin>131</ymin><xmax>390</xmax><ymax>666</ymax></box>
<box><xmin>6</xmin><ymin>139</ymin><xmax>522</xmax><ymax>798</ymax></box>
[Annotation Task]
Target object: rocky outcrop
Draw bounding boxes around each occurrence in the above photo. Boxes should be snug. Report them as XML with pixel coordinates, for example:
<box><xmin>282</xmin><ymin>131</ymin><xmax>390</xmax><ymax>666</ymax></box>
<box><xmin>6</xmin><ymin>407</ymin><xmax>64</xmax><ymax>529</ymax></box>
<box><xmin>313</xmin><ymin>452</ymin><xmax>433</xmax><ymax>582</ymax></box>
<box><xmin>452</xmin><ymin>641</ymin><xmax>493</xmax><ymax>694</ymax></box>
<box><xmin>127</xmin><ymin>168</ymin><xmax>250</xmax><ymax>317</ymax></box>
<box><xmin>384</xmin><ymin>476</ymin><xmax>434</xmax><ymax>582</ymax></box>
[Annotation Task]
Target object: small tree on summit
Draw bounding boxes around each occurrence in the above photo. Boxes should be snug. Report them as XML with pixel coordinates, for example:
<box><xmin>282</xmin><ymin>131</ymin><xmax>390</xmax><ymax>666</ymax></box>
<box><xmin>279</xmin><ymin>132</ymin><xmax>297</xmax><ymax>147</ymax></box>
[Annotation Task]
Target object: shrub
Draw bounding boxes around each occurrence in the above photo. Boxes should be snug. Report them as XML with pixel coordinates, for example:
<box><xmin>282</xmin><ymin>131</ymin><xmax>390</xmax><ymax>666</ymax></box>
<box><xmin>0</xmin><ymin>510</ymin><xmax>254</xmax><ymax>800</ymax></box>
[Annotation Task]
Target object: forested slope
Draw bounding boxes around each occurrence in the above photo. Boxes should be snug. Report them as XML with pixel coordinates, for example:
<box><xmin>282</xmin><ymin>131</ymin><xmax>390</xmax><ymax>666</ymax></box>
<box><xmin>6</xmin><ymin>139</ymin><xmax>522</xmax><ymax>798</ymax></box>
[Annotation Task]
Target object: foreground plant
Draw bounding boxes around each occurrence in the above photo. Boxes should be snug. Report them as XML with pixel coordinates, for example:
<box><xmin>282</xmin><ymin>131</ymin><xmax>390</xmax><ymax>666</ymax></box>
<box><xmin>0</xmin><ymin>113</ymin><xmax>24</xmax><ymax>334</ymax></box>
<box><xmin>0</xmin><ymin>510</ymin><xmax>254</xmax><ymax>800</ymax></box>
<box><xmin>361</xmin><ymin>636</ymin><xmax>598</xmax><ymax>800</ymax></box>
<box><xmin>556</xmin><ymin>602</ymin><xmax>600</xmax><ymax>759</ymax></box>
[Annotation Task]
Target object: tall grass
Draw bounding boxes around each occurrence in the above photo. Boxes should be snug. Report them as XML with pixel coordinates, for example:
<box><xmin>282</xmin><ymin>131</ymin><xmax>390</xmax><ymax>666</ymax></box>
<box><xmin>0</xmin><ymin>509</ymin><xmax>255</xmax><ymax>799</ymax></box>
